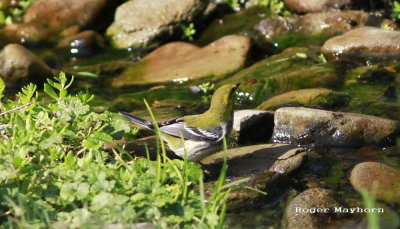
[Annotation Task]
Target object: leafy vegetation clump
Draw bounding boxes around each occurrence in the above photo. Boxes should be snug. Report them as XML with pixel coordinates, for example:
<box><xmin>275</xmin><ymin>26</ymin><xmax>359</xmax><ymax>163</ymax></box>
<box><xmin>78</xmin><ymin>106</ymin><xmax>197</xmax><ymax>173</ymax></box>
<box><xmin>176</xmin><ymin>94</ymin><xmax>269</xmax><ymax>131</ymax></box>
<box><xmin>0</xmin><ymin>0</ymin><xmax>35</xmax><ymax>26</ymax></box>
<box><xmin>0</xmin><ymin>73</ymin><xmax>230</xmax><ymax>228</ymax></box>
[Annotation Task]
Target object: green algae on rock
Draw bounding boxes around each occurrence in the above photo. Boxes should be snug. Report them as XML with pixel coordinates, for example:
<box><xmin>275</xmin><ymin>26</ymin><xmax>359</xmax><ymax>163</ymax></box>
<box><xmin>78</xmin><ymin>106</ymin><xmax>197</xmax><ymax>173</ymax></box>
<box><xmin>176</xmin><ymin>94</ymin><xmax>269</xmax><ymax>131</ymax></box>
<box><xmin>111</xmin><ymin>35</ymin><xmax>251</xmax><ymax>87</ymax></box>
<box><xmin>339</xmin><ymin>65</ymin><xmax>400</xmax><ymax>120</ymax></box>
<box><xmin>350</xmin><ymin>162</ymin><xmax>400</xmax><ymax>203</ymax></box>
<box><xmin>257</xmin><ymin>88</ymin><xmax>351</xmax><ymax>110</ymax></box>
<box><xmin>196</xmin><ymin>6</ymin><xmax>268</xmax><ymax>46</ymax></box>
<box><xmin>220</xmin><ymin>47</ymin><xmax>341</xmax><ymax>106</ymax></box>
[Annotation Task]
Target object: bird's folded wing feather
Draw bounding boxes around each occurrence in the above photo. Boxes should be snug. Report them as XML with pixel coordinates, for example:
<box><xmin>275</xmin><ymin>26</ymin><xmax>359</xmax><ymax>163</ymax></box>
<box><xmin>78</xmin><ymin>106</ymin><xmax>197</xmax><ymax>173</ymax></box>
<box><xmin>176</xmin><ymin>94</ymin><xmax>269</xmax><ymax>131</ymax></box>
<box><xmin>159</xmin><ymin>118</ymin><xmax>223</xmax><ymax>142</ymax></box>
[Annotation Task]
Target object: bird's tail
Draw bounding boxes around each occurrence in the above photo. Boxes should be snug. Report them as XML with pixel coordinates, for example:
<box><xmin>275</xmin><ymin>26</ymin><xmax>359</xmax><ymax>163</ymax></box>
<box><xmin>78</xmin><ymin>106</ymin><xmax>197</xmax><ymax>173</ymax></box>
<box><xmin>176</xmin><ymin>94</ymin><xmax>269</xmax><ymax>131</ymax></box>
<box><xmin>119</xmin><ymin>112</ymin><xmax>154</xmax><ymax>130</ymax></box>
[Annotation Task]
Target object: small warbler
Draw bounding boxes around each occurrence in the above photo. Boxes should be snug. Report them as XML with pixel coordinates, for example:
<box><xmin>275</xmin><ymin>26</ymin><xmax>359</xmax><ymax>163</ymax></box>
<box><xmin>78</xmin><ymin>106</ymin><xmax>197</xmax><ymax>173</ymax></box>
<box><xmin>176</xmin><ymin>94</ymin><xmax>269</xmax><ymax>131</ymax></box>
<box><xmin>120</xmin><ymin>83</ymin><xmax>240</xmax><ymax>162</ymax></box>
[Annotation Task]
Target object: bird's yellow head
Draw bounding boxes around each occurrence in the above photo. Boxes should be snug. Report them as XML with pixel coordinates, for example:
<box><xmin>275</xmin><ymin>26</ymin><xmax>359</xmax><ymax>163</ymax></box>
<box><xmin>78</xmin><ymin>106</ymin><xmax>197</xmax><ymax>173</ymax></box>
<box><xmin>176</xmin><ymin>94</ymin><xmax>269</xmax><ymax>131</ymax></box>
<box><xmin>208</xmin><ymin>83</ymin><xmax>240</xmax><ymax>119</ymax></box>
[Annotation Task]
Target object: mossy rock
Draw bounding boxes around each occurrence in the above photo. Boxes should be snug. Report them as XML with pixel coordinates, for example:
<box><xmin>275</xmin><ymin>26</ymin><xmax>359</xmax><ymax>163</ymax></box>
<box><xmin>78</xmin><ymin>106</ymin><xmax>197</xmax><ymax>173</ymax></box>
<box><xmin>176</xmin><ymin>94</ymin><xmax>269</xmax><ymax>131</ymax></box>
<box><xmin>257</xmin><ymin>88</ymin><xmax>351</xmax><ymax>110</ymax></box>
<box><xmin>219</xmin><ymin>47</ymin><xmax>341</xmax><ymax>107</ymax></box>
<box><xmin>196</xmin><ymin>6</ymin><xmax>268</xmax><ymax>46</ymax></box>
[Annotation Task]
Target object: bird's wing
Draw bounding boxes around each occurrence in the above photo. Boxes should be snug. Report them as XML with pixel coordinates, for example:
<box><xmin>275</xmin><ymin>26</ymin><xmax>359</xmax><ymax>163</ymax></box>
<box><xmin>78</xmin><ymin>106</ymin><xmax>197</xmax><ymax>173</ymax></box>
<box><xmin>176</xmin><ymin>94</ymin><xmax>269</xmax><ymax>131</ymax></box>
<box><xmin>159</xmin><ymin>118</ymin><xmax>224</xmax><ymax>142</ymax></box>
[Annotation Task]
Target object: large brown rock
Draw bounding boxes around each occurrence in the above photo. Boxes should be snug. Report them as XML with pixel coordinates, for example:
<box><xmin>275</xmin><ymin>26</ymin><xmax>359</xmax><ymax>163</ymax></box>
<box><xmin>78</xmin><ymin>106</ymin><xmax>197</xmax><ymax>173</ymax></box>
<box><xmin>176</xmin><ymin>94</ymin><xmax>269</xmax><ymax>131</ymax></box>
<box><xmin>350</xmin><ymin>162</ymin><xmax>400</xmax><ymax>203</ymax></box>
<box><xmin>112</xmin><ymin>35</ymin><xmax>250</xmax><ymax>86</ymax></box>
<box><xmin>322</xmin><ymin>26</ymin><xmax>400</xmax><ymax>61</ymax></box>
<box><xmin>284</xmin><ymin>0</ymin><xmax>351</xmax><ymax>13</ymax></box>
<box><xmin>106</xmin><ymin>0</ymin><xmax>209</xmax><ymax>48</ymax></box>
<box><xmin>0</xmin><ymin>44</ymin><xmax>52</xmax><ymax>84</ymax></box>
<box><xmin>273</xmin><ymin>107</ymin><xmax>400</xmax><ymax>147</ymax></box>
<box><xmin>23</xmin><ymin>0</ymin><xmax>109</xmax><ymax>29</ymax></box>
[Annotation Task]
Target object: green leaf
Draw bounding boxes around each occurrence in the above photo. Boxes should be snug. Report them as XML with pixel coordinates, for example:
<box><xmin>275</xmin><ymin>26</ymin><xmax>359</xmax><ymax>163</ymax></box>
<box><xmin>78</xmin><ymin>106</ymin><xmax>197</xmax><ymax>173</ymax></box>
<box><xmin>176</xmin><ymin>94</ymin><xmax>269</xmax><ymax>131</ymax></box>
<box><xmin>44</xmin><ymin>84</ymin><xmax>58</xmax><ymax>99</ymax></box>
<box><xmin>65</xmin><ymin>151</ymin><xmax>77</xmax><ymax>168</ymax></box>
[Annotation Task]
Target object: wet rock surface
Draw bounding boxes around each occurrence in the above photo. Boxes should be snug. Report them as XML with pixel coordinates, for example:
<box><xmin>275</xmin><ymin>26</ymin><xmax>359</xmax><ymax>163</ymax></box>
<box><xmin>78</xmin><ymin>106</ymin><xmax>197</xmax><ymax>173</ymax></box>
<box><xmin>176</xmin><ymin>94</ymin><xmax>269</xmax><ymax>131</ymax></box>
<box><xmin>282</xmin><ymin>188</ymin><xmax>350</xmax><ymax>229</ymax></box>
<box><xmin>204</xmin><ymin>145</ymin><xmax>307</xmax><ymax>210</ymax></box>
<box><xmin>322</xmin><ymin>26</ymin><xmax>400</xmax><ymax>61</ymax></box>
<box><xmin>112</xmin><ymin>35</ymin><xmax>250</xmax><ymax>86</ymax></box>
<box><xmin>284</xmin><ymin>0</ymin><xmax>351</xmax><ymax>13</ymax></box>
<box><xmin>257</xmin><ymin>88</ymin><xmax>351</xmax><ymax>110</ymax></box>
<box><xmin>255</xmin><ymin>10</ymin><xmax>391</xmax><ymax>49</ymax></box>
<box><xmin>273</xmin><ymin>107</ymin><xmax>400</xmax><ymax>147</ymax></box>
<box><xmin>201</xmin><ymin>144</ymin><xmax>306</xmax><ymax>176</ymax></box>
<box><xmin>350</xmin><ymin>162</ymin><xmax>400</xmax><ymax>203</ymax></box>
<box><xmin>57</xmin><ymin>30</ymin><xmax>105</xmax><ymax>57</ymax></box>
<box><xmin>0</xmin><ymin>44</ymin><xmax>52</xmax><ymax>84</ymax></box>
<box><xmin>106</xmin><ymin>0</ymin><xmax>209</xmax><ymax>49</ymax></box>
<box><xmin>232</xmin><ymin>110</ymin><xmax>274</xmax><ymax>144</ymax></box>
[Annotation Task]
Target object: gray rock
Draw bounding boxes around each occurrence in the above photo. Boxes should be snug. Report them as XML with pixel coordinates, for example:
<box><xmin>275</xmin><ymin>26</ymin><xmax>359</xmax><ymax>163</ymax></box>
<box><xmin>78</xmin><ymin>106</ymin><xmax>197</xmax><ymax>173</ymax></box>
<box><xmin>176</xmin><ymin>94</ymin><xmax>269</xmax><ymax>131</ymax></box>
<box><xmin>284</xmin><ymin>0</ymin><xmax>350</xmax><ymax>13</ymax></box>
<box><xmin>282</xmin><ymin>188</ymin><xmax>349</xmax><ymax>229</ymax></box>
<box><xmin>273</xmin><ymin>107</ymin><xmax>400</xmax><ymax>147</ymax></box>
<box><xmin>322</xmin><ymin>26</ymin><xmax>400</xmax><ymax>61</ymax></box>
<box><xmin>232</xmin><ymin>110</ymin><xmax>274</xmax><ymax>144</ymax></box>
<box><xmin>350</xmin><ymin>162</ymin><xmax>400</xmax><ymax>203</ymax></box>
<box><xmin>106</xmin><ymin>0</ymin><xmax>209</xmax><ymax>49</ymax></box>
<box><xmin>0</xmin><ymin>44</ymin><xmax>52</xmax><ymax>84</ymax></box>
<box><xmin>201</xmin><ymin>143</ymin><xmax>306</xmax><ymax>177</ymax></box>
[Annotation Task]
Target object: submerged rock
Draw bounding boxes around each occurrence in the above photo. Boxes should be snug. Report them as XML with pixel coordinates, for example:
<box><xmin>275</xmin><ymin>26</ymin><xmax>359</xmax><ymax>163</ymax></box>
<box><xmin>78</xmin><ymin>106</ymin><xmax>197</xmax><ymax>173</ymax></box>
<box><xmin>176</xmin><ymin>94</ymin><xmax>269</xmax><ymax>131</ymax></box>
<box><xmin>322</xmin><ymin>26</ymin><xmax>400</xmax><ymax>61</ymax></box>
<box><xmin>282</xmin><ymin>188</ymin><xmax>349</xmax><ymax>229</ymax></box>
<box><xmin>339</xmin><ymin>65</ymin><xmax>400</xmax><ymax>120</ymax></box>
<box><xmin>273</xmin><ymin>107</ymin><xmax>400</xmax><ymax>147</ymax></box>
<box><xmin>257</xmin><ymin>88</ymin><xmax>351</xmax><ymax>110</ymax></box>
<box><xmin>106</xmin><ymin>0</ymin><xmax>209</xmax><ymax>49</ymax></box>
<box><xmin>204</xmin><ymin>145</ymin><xmax>307</xmax><ymax>209</ymax></box>
<box><xmin>57</xmin><ymin>30</ymin><xmax>105</xmax><ymax>57</ymax></box>
<box><xmin>2</xmin><ymin>23</ymin><xmax>50</xmax><ymax>45</ymax></box>
<box><xmin>284</xmin><ymin>0</ymin><xmax>351</xmax><ymax>13</ymax></box>
<box><xmin>201</xmin><ymin>143</ymin><xmax>306</xmax><ymax>176</ymax></box>
<box><xmin>196</xmin><ymin>6</ymin><xmax>268</xmax><ymax>46</ymax></box>
<box><xmin>0</xmin><ymin>44</ymin><xmax>52</xmax><ymax>84</ymax></box>
<box><xmin>350</xmin><ymin>162</ymin><xmax>400</xmax><ymax>203</ymax></box>
<box><xmin>232</xmin><ymin>110</ymin><xmax>274</xmax><ymax>144</ymax></box>
<box><xmin>112</xmin><ymin>35</ymin><xmax>250</xmax><ymax>86</ymax></box>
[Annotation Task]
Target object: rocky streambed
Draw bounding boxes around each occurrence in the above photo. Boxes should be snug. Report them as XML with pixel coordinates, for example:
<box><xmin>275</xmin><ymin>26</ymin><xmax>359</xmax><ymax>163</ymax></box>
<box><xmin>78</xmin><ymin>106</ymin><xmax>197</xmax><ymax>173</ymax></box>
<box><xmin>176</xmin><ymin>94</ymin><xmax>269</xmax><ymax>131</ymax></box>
<box><xmin>1</xmin><ymin>0</ymin><xmax>400</xmax><ymax>228</ymax></box>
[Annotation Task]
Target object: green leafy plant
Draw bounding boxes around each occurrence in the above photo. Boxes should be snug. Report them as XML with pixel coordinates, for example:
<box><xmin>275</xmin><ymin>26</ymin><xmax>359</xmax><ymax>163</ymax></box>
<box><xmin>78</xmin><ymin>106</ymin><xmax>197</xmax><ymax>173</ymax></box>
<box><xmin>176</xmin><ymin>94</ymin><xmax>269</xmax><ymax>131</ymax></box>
<box><xmin>181</xmin><ymin>23</ymin><xmax>196</xmax><ymax>42</ymax></box>
<box><xmin>0</xmin><ymin>72</ymin><xmax>238</xmax><ymax>228</ymax></box>
<box><xmin>390</xmin><ymin>0</ymin><xmax>400</xmax><ymax>19</ymax></box>
<box><xmin>0</xmin><ymin>0</ymin><xmax>35</xmax><ymax>26</ymax></box>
